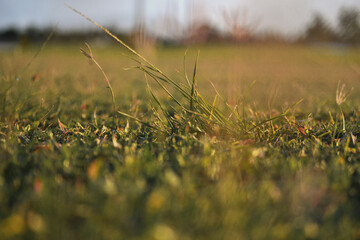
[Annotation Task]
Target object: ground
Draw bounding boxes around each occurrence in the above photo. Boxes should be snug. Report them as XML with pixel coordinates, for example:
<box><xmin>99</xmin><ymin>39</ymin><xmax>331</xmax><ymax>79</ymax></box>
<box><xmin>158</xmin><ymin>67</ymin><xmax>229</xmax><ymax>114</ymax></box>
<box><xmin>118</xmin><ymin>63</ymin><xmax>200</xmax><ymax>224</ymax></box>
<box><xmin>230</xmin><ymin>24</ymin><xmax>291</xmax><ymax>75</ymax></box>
<box><xmin>0</xmin><ymin>42</ymin><xmax>360</xmax><ymax>239</ymax></box>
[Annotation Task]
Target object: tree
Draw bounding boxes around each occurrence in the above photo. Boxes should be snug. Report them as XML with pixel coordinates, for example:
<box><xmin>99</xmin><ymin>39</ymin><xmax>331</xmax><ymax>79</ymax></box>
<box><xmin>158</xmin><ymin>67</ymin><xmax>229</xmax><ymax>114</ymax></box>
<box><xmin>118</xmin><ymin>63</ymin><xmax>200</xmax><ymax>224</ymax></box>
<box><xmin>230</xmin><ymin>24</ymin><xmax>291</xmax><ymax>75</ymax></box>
<box><xmin>222</xmin><ymin>8</ymin><xmax>258</xmax><ymax>43</ymax></box>
<box><xmin>0</xmin><ymin>28</ymin><xmax>19</xmax><ymax>42</ymax></box>
<box><xmin>305</xmin><ymin>13</ymin><xmax>337</xmax><ymax>42</ymax></box>
<box><xmin>338</xmin><ymin>7</ymin><xmax>360</xmax><ymax>43</ymax></box>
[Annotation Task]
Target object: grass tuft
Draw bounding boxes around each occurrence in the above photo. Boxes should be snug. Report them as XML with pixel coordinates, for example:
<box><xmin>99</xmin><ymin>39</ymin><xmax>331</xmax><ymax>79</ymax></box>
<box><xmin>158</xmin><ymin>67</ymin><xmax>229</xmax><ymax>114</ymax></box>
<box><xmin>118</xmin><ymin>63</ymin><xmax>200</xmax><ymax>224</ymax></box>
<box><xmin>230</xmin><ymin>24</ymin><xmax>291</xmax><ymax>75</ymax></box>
<box><xmin>68</xmin><ymin>5</ymin><xmax>302</xmax><ymax>140</ymax></box>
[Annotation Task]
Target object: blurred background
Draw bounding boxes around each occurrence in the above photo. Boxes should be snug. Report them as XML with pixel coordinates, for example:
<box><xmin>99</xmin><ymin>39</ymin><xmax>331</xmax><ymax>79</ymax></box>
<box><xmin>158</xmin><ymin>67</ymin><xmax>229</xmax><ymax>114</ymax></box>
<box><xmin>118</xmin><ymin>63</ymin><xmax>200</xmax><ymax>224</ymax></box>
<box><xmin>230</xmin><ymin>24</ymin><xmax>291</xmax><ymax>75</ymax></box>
<box><xmin>1</xmin><ymin>0</ymin><xmax>360</xmax><ymax>48</ymax></box>
<box><xmin>1</xmin><ymin>0</ymin><xmax>360</xmax><ymax>113</ymax></box>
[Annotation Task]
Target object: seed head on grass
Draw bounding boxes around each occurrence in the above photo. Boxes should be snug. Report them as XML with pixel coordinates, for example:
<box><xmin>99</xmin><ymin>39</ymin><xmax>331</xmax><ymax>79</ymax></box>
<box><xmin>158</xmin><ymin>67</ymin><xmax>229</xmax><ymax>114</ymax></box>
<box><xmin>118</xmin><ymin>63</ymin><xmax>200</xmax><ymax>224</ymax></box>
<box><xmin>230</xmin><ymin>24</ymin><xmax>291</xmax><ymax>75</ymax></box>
<box><xmin>336</xmin><ymin>82</ymin><xmax>352</xmax><ymax>106</ymax></box>
<box><xmin>79</xmin><ymin>43</ymin><xmax>93</xmax><ymax>59</ymax></box>
<box><xmin>335</xmin><ymin>82</ymin><xmax>352</xmax><ymax>132</ymax></box>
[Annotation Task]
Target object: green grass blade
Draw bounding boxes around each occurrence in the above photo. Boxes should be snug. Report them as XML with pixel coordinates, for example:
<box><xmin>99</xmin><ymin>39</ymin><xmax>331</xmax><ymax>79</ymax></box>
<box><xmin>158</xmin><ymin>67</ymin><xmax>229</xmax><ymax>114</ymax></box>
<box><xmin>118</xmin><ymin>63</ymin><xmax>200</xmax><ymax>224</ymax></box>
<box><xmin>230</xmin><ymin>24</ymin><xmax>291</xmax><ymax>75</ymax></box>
<box><xmin>190</xmin><ymin>51</ymin><xmax>199</xmax><ymax>110</ymax></box>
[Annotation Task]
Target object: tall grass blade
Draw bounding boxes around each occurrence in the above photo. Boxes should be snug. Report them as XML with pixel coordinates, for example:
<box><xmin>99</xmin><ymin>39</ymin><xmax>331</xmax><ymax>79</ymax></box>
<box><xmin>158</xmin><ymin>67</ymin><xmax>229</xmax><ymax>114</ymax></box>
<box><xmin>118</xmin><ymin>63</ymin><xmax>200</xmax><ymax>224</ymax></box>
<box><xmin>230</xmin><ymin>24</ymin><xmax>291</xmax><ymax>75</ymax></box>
<box><xmin>190</xmin><ymin>51</ymin><xmax>199</xmax><ymax>110</ymax></box>
<box><xmin>80</xmin><ymin>43</ymin><xmax>117</xmax><ymax>122</ymax></box>
<box><xmin>22</xmin><ymin>22</ymin><xmax>59</xmax><ymax>74</ymax></box>
<box><xmin>183</xmin><ymin>49</ymin><xmax>191</xmax><ymax>88</ymax></box>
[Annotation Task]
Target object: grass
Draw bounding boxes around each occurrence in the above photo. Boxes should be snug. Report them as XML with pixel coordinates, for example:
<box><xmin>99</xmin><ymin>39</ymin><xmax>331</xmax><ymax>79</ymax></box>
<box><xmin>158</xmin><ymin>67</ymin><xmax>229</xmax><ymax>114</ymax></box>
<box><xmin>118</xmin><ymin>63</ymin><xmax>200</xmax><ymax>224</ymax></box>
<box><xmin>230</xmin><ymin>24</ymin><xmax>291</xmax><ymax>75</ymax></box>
<box><xmin>0</xmin><ymin>22</ymin><xmax>360</xmax><ymax>239</ymax></box>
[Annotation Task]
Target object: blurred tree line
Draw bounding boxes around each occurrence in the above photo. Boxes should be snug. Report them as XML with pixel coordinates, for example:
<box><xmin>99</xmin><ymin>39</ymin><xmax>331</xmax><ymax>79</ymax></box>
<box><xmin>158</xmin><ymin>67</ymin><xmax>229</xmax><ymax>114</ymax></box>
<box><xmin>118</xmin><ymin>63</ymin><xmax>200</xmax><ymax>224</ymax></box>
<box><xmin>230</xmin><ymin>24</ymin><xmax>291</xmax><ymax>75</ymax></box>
<box><xmin>0</xmin><ymin>26</ymin><xmax>132</xmax><ymax>50</ymax></box>
<box><xmin>304</xmin><ymin>7</ymin><xmax>360</xmax><ymax>44</ymax></box>
<box><xmin>0</xmin><ymin>6</ymin><xmax>359</xmax><ymax>46</ymax></box>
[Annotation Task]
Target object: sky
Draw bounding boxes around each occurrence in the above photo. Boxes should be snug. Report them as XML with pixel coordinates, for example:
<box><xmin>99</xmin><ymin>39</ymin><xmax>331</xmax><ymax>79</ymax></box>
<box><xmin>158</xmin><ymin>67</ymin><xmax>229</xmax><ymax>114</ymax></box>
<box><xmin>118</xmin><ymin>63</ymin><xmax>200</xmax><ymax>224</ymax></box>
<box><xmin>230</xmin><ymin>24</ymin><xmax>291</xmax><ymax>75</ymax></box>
<box><xmin>0</xmin><ymin>0</ymin><xmax>359</xmax><ymax>37</ymax></box>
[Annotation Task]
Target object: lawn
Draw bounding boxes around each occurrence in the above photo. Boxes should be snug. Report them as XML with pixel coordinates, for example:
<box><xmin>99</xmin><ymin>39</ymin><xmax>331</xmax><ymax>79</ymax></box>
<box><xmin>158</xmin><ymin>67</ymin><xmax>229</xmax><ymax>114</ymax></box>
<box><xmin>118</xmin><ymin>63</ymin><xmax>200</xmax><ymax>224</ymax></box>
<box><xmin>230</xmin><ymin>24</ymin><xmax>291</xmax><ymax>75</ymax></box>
<box><xmin>0</xmin><ymin>41</ymin><xmax>360</xmax><ymax>239</ymax></box>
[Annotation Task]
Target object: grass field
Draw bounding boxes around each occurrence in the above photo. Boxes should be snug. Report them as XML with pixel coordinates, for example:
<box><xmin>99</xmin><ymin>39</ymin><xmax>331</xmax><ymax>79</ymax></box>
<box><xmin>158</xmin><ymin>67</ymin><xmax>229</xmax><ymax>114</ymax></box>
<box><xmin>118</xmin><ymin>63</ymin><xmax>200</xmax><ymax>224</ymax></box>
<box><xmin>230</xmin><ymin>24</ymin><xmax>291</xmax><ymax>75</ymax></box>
<box><xmin>1</xmin><ymin>41</ymin><xmax>360</xmax><ymax>239</ymax></box>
